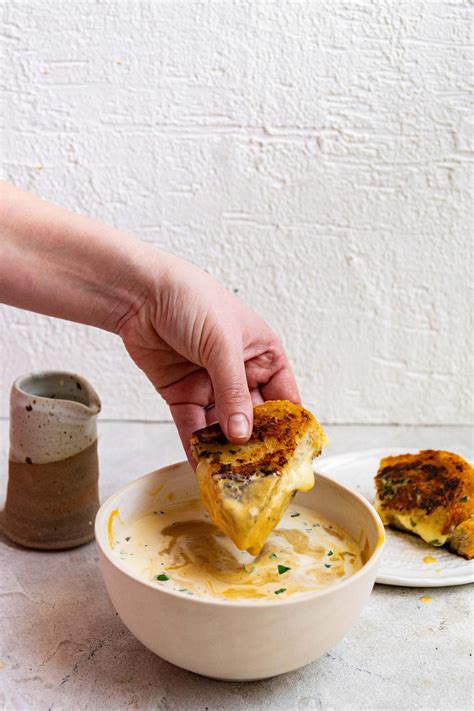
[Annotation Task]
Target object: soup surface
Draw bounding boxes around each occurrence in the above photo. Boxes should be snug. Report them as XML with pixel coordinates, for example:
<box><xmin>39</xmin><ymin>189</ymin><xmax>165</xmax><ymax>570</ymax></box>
<box><xmin>111</xmin><ymin>500</ymin><xmax>363</xmax><ymax>600</ymax></box>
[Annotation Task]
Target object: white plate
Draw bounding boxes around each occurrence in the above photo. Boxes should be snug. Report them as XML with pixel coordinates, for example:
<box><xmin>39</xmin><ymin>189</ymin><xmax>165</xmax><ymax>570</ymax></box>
<box><xmin>316</xmin><ymin>448</ymin><xmax>474</xmax><ymax>587</ymax></box>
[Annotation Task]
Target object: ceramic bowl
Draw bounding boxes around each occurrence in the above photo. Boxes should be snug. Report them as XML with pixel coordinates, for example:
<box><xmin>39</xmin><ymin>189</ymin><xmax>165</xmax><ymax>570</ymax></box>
<box><xmin>95</xmin><ymin>461</ymin><xmax>384</xmax><ymax>681</ymax></box>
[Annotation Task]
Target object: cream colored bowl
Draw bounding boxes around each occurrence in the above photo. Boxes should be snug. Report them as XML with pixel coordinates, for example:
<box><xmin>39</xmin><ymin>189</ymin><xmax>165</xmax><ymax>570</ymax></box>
<box><xmin>95</xmin><ymin>461</ymin><xmax>384</xmax><ymax>681</ymax></box>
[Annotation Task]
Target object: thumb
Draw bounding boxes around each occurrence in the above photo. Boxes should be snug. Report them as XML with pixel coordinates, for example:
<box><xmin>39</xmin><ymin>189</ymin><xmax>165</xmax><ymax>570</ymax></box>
<box><xmin>207</xmin><ymin>344</ymin><xmax>253</xmax><ymax>443</ymax></box>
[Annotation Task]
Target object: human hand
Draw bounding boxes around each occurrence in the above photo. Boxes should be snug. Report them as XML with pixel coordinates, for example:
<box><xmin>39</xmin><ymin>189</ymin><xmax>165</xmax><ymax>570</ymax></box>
<box><xmin>0</xmin><ymin>182</ymin><xmax>299</xmax><ymax>466</ymax></box>
<box><xmin>119</xmin><ymin>252</ymin><xmax>300</xmax><ymax>465</ymax></box>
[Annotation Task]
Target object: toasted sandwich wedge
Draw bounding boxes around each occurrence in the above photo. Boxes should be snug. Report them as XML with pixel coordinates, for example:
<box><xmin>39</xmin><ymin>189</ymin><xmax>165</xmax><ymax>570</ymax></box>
<box><xmin>190</xmin><ymin>400</ymin><xmax>327</xmax><ymax>555</ymax></box>
<box><xmin>374</xmin><ymin>450</ymin><xmax>474</xmax><ymax>559</ymax></box>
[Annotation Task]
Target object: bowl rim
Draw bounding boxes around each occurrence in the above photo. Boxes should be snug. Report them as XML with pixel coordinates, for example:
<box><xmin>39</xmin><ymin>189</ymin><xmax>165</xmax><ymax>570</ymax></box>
<box><xmin>95</xmin><ymin>460</ymin><xmax>385</xmax><ymax>609</ymax></box>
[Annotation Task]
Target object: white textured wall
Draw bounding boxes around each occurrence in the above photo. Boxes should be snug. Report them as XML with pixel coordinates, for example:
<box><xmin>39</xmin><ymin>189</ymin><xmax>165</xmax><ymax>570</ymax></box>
<box><xmin>1</xmin><ymin>0</ymin><xmax>472</xmax><ymax>423</ymax></box>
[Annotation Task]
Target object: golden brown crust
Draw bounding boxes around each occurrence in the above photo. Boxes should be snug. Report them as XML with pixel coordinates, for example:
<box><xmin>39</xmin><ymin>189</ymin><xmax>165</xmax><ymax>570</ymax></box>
<box><xmin>375</xmin><ymin>450</ymin><xmax>474</xmax><ymax>559</ymax></box>
<box><xmin>191</xmin><ymin>400</ymin><xmax>326</xmax><ymax>480</ymax></box>
<box><xmin>191</xmin><ymin>400</ymin><xmax>327</xmax><ymax>554</ymax></box>
<box><xmin>446</xmin><ymin>518</ymin><xmax>474</xmax><ymax>559</ymax></box>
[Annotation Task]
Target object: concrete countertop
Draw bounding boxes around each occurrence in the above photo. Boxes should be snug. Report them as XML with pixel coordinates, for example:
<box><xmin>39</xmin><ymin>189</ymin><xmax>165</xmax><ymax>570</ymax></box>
<box><xmin>1</xmin><ymin>422</ymin><xmax>472</xmax><ymax>710</ymax></box>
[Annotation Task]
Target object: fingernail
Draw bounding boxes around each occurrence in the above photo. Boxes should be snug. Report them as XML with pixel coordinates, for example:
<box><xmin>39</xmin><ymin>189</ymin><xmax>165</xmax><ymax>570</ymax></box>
<box><xmin>228</xmin><ymin>413</ymin><xmax>250</xmax><ymax>439</ymax></box>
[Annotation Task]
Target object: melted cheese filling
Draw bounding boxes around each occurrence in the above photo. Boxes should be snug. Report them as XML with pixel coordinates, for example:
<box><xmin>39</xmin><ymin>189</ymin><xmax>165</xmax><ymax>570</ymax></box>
<box><xmin>386</xmin><ymin>513</ymin><xmax>448</xmax><ymax>546</ymax></box>
<box><xmin>196</xmin><ymin>452</ymin><xmax>316</xmax><ymax>556</ymax></box>
<box><xmin>374</xmin><ymin>493</ymin><xmax>450</xmax><ymax>547</ymax></box>
<box><xmin>111</xmin><ymin>500</ymin><xmax>363</xmax><ymax>601</ymax></box>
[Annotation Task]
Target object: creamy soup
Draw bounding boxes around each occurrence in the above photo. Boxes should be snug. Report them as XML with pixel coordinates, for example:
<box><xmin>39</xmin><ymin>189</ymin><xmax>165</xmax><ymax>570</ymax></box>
<box><xmin>110</xmin><ymin>500</ymin><xmax>363</xmax><ymax>601</ymax></box>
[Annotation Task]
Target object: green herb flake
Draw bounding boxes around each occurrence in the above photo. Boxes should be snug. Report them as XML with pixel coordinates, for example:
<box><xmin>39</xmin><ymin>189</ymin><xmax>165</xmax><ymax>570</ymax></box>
<box><xmin>125</xmin><ymin>536</ymin><xmax>131</xmax><ymax>542</ymax></box>
<box><xmin>274</xmin><ymin>588</ymin><xmax>287</xmax><ymax>595</ymax></box>
<box><xmin>290</xmin><ymin>512</ymin><xmax>300</xmax><ymax>518</ymax></box>
<box><xmin>327</xmin><ymin>550</ymin><xmax>333</xmax><ymax>556</ymax></box>
<box><xmin>429</xmin><ymin>539</ymin><xmax>442</xmax><ymax>546</ymax></box>
<box><xmin>410</xmin><ymin>518</ymin><xmax>417</xmax><ymax>527</ymax></box>
<box><xmin>277</xmin><ymin>565</ymin><xmax>290</xmax><ymax>575</ymax></box>
<box><xmin>313</xmin><ymin>523</ymin><xmax>321</xmax><ymax>527</ymax></box>
<box><xmin>459</xmin><ymin>495</ymin><xmax>468</xmax><ymax>503</ymax></box>
<box><xmin>154</xmin><ymin>573</ymin><xmax>169</xmax><ymax>582</ymax></box>
<box><xmin>269</xmin><ymin>552</ymin><xmax>278</xmax><ymax>560</ymax></box>
<box><xmin>243</xmin><ymin>565</ymin><xmax>255</xmax><ymax>574</ymax></box>
<box><xmin>324</xmin><ymin>564</ymin><xmax>332</xmax><ymax>568</ymax></box>
<box><xmin>380</xmin><ymin>476</ymin><xmax>394</xmax><ymax>499</ymax></box>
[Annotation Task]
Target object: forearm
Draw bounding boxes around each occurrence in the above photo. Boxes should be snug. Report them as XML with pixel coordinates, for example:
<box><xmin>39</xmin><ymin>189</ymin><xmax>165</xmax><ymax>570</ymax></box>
<box><xmin>0</xmin><ymin>182</ymin><xmax>165</xmax><ymax>333</ymax></box>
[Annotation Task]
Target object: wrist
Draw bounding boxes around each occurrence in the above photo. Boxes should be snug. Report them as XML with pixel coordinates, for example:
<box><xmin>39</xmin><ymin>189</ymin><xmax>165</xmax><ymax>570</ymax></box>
<box><xmin>93</xmin><ymin>237</ymin><xmax>167</xmax><ymax>335</ymax></box>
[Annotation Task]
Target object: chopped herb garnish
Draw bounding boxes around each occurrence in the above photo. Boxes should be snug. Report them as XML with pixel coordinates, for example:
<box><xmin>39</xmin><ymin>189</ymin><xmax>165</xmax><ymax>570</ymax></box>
<box><xmin>277</xmin><ymin>565</ymin><xmax>290</xmax><ymax>575</ymax></box>
<box><xmin>410</xmin><ymin>518</ymin><xmax>417</xmax><ymax>527</ymax></box>
<box><xmin>290</xmin><ymin>512</ymin><xmax>300</xmax><ymax>517</ymax></box>
<box><xmin>179</xmin><ymin>588</ymin><xmax>189</xmax><ymax>593</ymax></box>
<box><xmin>274</xmin><ymin>588</ymin><xmax>286</xmax><ymax>595</ymax></box>
<box><xmin>327</xmin><ymin>550</ymin><xmax>333</xmax><ymax>556</ymax></box>
<box><xmin>459</xmin><ymin>495</ymin><xmax>468</xmax><ymax>503</ymax></box>
<box><xmin>125</xmin><ymin>536</ymin><xmax>131</xmax><ymax>542</ymax></box>
<box><xmin>154</xmin><ymin>573</ymin><xmax>169</xmax><ymax>581</ymax></box>
<box><xmin>243</xmin><ymin>565</ymin><xmax>255</xmax><ymax>574</ymax></box>
<box><xmin>429</xmin><ymin>539</ymin><xmax>442</xmax><ymax>546</ymax></box>
<box><xmin>380</xmin><ymin>476</ymin><xmax>394</xmax><ymax>499</ymax></box>
<box><xmin>324</xmin><ymin>564</ymin><xmax>332</xmax><ymax>568</ymax></box>
<box><xmin>269</xmin><ymin>552</ymin><xmax>278</xmax><ymax>560</ymax></box>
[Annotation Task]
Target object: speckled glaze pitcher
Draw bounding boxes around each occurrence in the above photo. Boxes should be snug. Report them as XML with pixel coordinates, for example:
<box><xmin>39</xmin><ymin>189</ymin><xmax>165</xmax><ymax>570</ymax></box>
<box><xmin>0</xmin><ymin>371</ymin><xmax>101</xmax><ymax>550</ymax></box>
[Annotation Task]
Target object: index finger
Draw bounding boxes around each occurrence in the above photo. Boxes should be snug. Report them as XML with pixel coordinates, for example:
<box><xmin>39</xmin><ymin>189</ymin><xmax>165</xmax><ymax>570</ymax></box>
<box><xmin>260</xmin><ymin>357</ymin><xmax>301</xmax><ymax>404</ymax></box>
<box><xmin>169</xmin><ymin>402</ymin><xmax>207</xmax><ymax>469</ymax></box>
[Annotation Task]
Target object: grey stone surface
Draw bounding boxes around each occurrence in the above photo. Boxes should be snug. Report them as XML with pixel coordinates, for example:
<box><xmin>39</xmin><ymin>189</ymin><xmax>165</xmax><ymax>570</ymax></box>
<box><xmin>1</xmin><ymin>422</ymin><xmax>473</xmax><ymax>710</ymax></box>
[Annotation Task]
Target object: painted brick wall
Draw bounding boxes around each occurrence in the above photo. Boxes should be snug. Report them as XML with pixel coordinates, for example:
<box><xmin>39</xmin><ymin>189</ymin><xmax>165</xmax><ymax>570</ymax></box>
<box><xmin>1</xmin><ymin>0</ymin><xmax>472</xmax><ymax>423</ymax></box>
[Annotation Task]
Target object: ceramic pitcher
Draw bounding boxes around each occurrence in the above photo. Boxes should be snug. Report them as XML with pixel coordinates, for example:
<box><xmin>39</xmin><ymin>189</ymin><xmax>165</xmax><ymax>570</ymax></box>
<box><xmin>0</xmin><ymin>371</ymin><xmax>101</xmax><ymax>549</ymax></box>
